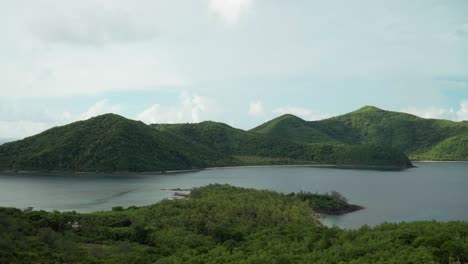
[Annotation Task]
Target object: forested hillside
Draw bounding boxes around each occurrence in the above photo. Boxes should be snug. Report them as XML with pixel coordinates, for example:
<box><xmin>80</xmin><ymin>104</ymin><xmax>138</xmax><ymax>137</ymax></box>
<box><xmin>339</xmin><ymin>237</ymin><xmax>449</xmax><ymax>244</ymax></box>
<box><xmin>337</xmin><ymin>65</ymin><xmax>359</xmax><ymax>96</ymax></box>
<box><xmin>0</xmin><ymin>114</ymin><xmax>235</xmax><ymax>172</ymax></box>
<box><xmin>0</xmin><ymin>113</ymin><xmax>412</xmax><ymax>172</ymax></box>
<box><xmin>252</xmin><ymin>106</ymin><xmax>468</xmax><ymax>160</ymax></box>
<box><xmin>1</xmin><ymin>185</ymin><xmax>466</xmax><ymax>263</ymax></box>
<box><xmin>155</xmin><ymin>122</ymin><xmax>412</xmax><ymax>168</ymax></box>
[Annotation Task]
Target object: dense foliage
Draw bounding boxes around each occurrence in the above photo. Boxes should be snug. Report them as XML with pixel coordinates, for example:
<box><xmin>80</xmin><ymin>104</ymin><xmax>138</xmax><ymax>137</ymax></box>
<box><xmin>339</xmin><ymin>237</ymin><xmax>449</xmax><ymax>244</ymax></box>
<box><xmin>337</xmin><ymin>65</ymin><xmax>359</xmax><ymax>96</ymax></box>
<box><xmin>0</xmin><ymin>114</ymin><xmax>235</xmax><ymax>172</ymax></box>
<box><xmin>0</xmin><ymin>113</ymin><xmax>412</xmax><ymax>172</ymax></box>
<box><xmin>1</xmin><ymin>185</ymin><xmax>466</xmax><ymax>263</ymax></box>
<box><xmin>251</xmin><ymin>106</ymin><xmax>468</xmax><ymax>160</ymax></box>
<box><xmin>156</xmin><ymin>122</ymin><xmax>412</xmax><ymax>168</ymax></box>
<box><xmin>291</xmin><ymin>190</ymin><xmax>363</xmax><ymax>215</ymax></box>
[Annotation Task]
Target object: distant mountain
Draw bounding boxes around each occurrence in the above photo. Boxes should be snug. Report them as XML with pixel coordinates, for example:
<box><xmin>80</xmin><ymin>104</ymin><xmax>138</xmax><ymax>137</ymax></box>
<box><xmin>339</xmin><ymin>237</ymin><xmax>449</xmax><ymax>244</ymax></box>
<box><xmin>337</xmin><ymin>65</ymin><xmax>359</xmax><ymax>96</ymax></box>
<box><xmin>0</xmin><ymin>113</ymin><xmax>412</xmax><ymax>173</ymax></box>
<box><xmin>251</xmin><ymin>106</ymin><xmax>468</xmax><ymax>160</ymax></box>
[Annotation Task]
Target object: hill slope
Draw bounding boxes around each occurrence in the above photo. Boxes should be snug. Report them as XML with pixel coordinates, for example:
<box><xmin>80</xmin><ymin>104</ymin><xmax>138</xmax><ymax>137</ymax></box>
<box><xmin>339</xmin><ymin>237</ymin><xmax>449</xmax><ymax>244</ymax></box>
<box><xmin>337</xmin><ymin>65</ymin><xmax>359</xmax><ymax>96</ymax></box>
<box><xmin>0</xmin><ymin>114</ymin><xmax>233</xmax><ymax>172</ymax></box>
<box><xmin>155</xmin><ymin>122</ymin><xmax>412</xmax><ymax>168</ymax></box>
<box><xmin>0</xmin><ymin>114</ymin><xmax>412</xmax><ymax>172</ymax></box>
<box><xmin>251</xmin><ymin>106</ymin><xmax>468</xmax><ymax>160</ymax></box>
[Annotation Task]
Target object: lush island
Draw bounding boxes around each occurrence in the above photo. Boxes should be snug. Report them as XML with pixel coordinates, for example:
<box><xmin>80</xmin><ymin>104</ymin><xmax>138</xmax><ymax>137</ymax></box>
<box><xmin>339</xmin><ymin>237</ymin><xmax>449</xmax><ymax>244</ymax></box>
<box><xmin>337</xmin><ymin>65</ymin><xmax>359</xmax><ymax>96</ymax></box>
<box><xmin>0</xmin><ymin>111</ymin><xmax>414</xmax><ymax>172</ymax></box>
<box><xmin>252</xmin><ymin>106</ymin><xmax>468</xmax><ymax>161</ymax></box>
<box><xmin>1</xmin><ymin>184</ymin><xmax>466</xmax><ymax>263</ymax></box>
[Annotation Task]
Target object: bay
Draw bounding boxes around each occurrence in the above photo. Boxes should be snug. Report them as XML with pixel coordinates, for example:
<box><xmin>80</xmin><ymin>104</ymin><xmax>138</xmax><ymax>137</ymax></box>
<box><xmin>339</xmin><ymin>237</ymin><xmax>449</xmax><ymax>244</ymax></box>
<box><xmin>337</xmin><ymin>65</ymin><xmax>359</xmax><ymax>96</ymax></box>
<box><xmin>0</xmin><ymin>162</ymin><xmax>466</xmax><ymax>229</ymax></box>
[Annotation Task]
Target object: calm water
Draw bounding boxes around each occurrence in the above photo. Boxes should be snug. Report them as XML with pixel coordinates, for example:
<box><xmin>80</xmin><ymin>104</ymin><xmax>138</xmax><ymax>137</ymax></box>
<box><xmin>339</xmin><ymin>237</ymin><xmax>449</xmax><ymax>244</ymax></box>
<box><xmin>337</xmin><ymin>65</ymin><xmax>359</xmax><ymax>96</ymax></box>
<box><xmin>0</xmin><ymin>162</ymin><xmax>467</xmax><ymax>229</ymax></box>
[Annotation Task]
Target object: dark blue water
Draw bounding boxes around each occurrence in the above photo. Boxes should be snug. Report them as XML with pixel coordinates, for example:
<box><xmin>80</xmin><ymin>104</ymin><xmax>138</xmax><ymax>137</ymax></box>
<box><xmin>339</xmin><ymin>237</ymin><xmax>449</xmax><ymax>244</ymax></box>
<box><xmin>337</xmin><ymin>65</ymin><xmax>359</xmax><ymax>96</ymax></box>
<box><xmin>0</xmin><ymin>162</ymin><xmax>466</xmax><ymax>229</ymax></box>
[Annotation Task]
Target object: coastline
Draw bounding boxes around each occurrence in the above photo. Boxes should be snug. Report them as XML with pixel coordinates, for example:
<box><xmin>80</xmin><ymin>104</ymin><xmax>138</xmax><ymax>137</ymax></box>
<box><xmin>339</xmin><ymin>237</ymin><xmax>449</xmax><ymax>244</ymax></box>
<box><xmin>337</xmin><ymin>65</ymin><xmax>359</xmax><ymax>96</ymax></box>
<box><xmin>412</xmin><ymin>160</ymin><xmax>468</xmax><ymax>163</ymax></box>
<box><xmin>204</xmin><ymin>163</ymin><xmax>413</xmax><ymax>170</ymax></box>
<box><xmin>0</xmin><ymin>168</ymin><xmax>204</xmax><ymax>175</ymax></box>
<box><xmin>0</xmin><ymin>163</ymin><xmax>415</xmax><ymax>175</ymax></box>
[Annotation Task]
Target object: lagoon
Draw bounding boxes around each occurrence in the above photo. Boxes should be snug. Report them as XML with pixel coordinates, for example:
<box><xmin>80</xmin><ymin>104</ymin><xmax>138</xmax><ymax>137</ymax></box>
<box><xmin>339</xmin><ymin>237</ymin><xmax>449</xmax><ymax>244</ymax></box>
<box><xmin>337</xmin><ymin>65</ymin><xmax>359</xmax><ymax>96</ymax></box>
<box><xmin>0</xmin><ymin>162</ymin><xmax>467</xmax><ymax>229</ymax></box>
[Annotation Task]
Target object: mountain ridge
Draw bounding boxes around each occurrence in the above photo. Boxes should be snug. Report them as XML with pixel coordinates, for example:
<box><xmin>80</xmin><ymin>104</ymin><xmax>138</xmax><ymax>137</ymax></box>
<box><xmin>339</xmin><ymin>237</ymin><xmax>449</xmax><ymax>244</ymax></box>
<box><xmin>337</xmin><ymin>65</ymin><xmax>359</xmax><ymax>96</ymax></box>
<box><xmin>0</xmin><ymin>109</ymin><xmax>415</xmax><ymax>172</ymax></box>
<box><xmin>251</xmin><ymin>106</ymin><xmax>468</xmax><ymax>160</ymax></box>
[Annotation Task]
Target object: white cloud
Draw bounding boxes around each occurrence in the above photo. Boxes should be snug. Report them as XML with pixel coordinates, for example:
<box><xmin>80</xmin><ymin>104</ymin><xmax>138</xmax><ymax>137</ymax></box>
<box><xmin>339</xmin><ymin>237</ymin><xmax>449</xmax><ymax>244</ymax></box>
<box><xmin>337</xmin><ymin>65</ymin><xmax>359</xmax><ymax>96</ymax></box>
<box><xmin>0</xmin><ymin>1</ymin><xmax>186</xmax><ymax>97</ymax></box>
<box><xmin>1</xmin><ymin>46</ymin><xmax>187</xmax><ymax>97</ymax></box>
<box><xmin>31</xmin><ymin>6</ymin><xmax>156</xmax><ymax>46</ymax></box>
<box><xmin>272</xmin><ymin>107</ymin><xmax>332</xmax><ymax>121</ymax></box>
<box><xmin>137</xmin><ymin>91</ymin><xmax>214</xmax><ymax>124</ymax></box>
<box><xmin>209</xmin><ymin>0</ymin><xmax>252</xmax><ymax>25</ymax></box>
<box><xmin>79</xmin><ymin>99</ymin><xmax>124</xmax><ymax>120</ymax></box>
<box><xmin>402</xmin><ymin>99</ymin><xmax>468</xmax><ymax>121</ymax></box>
<box><xmin>0</xmin><ymin>99</ymin><xmax>124</xmax><ymax>139</ymax></box>
<box><xmin>248</xmin><ymin>100</ymin><xmax>264</xmax><ymax>117</ymax></box>
<box><xmin>455</xmin><ymin>100</ymin><xmax>468</xmax><ymax>120</ymax></box>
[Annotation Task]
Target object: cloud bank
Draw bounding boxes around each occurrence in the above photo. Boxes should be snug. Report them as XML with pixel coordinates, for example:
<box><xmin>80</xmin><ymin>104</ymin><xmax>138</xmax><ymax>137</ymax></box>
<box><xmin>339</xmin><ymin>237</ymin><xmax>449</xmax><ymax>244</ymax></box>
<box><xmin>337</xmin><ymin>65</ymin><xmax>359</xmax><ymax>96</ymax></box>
<box><xmin>137</xmin><ymin>91</ymin><xmax>214</xmax><ymax>124</ymax></box>
<box><xmin>272</xmin><ymin>107</ymin><xmax>332</xmax><ymax>121</ymax></box>
<box><xmin>403</xmin><ymin>100</ymin><xmax>468</xmax><ymax>121</ymax></box>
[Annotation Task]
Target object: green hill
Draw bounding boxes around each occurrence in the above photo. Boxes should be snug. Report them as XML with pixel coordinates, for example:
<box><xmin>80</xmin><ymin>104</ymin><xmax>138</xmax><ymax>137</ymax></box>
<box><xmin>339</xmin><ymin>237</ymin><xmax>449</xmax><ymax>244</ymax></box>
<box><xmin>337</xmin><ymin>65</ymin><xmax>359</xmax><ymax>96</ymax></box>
<box><xmin>0</xmin><ymin>114</ymin><xmax>233</xmax><ymax>172</ymax></box>
<box><xmin>250</xmin><ymin>114</ymin><xmax>339</xmax><ymax>143</ymax></box>
<box><xmin>154</xmin><ymin>122</ymin><xmax>412</xmax><ymax>168</ymax></box>
<box><xmin>0</xmin><ymin>113</ymin><xmax>412</xmax><ymax>172</ymax></box>
<box><xmin>251</xmin><ymin>106</ymin><xmax>468</xmax><ymax>160</ymax></box>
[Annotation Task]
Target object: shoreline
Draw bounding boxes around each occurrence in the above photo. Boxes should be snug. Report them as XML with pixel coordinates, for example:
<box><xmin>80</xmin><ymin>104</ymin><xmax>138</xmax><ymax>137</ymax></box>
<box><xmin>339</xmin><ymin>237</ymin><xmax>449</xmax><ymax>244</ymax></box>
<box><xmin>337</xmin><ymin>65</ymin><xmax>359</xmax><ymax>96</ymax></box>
<box><xmin>2</xmin><ymin>160</ymin><xmax>466</xmax><ymax>175</ymax></box>
<box><xmin>0</xmin><ymin>163</ymin><xmax>415</xmax><ymax>175</ymax></box>
<box><xmin>6</xmin><ymin>159</ymin><xmax>468</xmax><ymax>175</ymax></box>
<box><xmin>205</xmin><ymin>163</ymin><xmax>413</xmax><ymax>170</ymax></box>
<box><xmin>315</xmin><ymin>204</ymin><xmax>365</xmax><ymax>216</ymax></box>
<box><xmin>412</xmin><ymin>160</ymin><xmax>468</xmax><ymax>163</ymax></box>
<box><xmin>0</xmin><ymin>168</ymin><xmax>204</xmax><ymax>175</ymax></box>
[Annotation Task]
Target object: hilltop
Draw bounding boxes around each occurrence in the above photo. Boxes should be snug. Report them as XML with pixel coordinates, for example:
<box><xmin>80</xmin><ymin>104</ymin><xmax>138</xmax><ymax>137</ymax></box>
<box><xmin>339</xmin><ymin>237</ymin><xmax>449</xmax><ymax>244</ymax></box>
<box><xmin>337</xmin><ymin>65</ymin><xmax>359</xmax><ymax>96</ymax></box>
<box><xmin>0</xmin><ymin>114</ymin><xmax>234</xmax><ymax>172</ymax></box>
<box><xmin>251</xmin><ymin>106</ymin><xmax>468</xmax><ymax>160</ymax></box>
<box><xmin>0</xmin><ymin>112</ymin><xmax>413</xmax><ymax>172</ymax></box>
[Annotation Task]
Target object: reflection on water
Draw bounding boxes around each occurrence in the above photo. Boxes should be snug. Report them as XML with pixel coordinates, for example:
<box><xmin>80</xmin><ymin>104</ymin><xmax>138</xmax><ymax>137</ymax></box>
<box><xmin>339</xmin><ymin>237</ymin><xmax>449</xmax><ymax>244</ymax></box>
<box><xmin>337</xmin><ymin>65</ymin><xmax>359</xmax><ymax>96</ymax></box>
<box><xmin>0</xmin><ymin>162</ymin><xmax>467</xmax><ymax>229</ymax></box>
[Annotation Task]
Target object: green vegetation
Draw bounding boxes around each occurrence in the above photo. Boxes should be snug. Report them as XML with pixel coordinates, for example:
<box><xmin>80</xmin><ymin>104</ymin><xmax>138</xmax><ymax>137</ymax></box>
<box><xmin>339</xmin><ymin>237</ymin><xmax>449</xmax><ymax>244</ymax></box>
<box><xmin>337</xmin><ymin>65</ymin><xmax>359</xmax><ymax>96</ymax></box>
<box><xmin>1</xmin><ymin>185</ymin><xmax>466</xmax><ymax>263</ymax></box>
<box><xmin>414</xmin><ymin>134</ymin><xmax>468</xmax><ymax>161</ymax></box>
<box><xmin>155</xmin><ymin>121</ymin><xmax>412</xmax><ymax>168</ymax></box>
<box><xmin>291</xmin><ymin>190</ymin><xmax>364</xmax><ymax>215</ymax></box>
<box><xmin>2</xmin><ymin>105</ymin><xmax>466</xmax><ymax>172</ymax></box>
<box><xmin>0</xmin><ymin>113</ymin><xmax>412</xmax><ymax>172</ymax></box>
<box><xmin>252</xmin><ymin>106</ymin><xmax>468</xmax><ymax>161</ymax></box>
<box><xmin>0</xmin><ymin>114</ymin><xmax>235</xmax><ymax>172</ymax></box>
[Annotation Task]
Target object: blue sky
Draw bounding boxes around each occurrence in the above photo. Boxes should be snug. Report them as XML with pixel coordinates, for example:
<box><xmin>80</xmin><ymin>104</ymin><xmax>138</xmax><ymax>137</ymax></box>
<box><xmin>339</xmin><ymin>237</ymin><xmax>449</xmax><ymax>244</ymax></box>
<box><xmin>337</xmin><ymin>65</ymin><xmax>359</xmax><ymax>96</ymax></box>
<box><xmin>1</xmin><ymin>0</ymin><xmax>468</xmax><ymax>139</ymax></box>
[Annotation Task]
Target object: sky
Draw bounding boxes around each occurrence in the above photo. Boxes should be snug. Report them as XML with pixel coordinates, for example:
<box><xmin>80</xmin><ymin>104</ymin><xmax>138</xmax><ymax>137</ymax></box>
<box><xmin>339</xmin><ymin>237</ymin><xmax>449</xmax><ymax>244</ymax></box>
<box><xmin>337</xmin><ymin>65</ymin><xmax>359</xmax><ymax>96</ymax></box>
<box><xmin>1</xmin><ymin>0</ymin><xmax>468</xmax><ymax>139</ymax></box>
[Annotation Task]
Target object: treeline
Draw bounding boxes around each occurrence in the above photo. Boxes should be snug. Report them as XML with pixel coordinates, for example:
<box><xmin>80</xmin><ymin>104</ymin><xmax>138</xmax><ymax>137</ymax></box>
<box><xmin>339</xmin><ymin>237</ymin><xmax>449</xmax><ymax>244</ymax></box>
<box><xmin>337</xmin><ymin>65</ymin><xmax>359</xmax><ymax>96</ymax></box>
<box><xmin>1</xmin><ymin>184</ymin><xmax>466</xmax><ymax>263</ymax></box>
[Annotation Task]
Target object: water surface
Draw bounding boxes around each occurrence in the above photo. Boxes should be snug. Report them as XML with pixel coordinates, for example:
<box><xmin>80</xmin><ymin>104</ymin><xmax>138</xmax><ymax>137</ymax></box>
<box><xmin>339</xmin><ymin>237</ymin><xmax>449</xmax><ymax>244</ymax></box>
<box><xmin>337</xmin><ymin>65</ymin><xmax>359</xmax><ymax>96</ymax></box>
<box><xmin>0</xmin><ymin>162</ymin><xmax>466</xmax><ymax>229</ymax></box>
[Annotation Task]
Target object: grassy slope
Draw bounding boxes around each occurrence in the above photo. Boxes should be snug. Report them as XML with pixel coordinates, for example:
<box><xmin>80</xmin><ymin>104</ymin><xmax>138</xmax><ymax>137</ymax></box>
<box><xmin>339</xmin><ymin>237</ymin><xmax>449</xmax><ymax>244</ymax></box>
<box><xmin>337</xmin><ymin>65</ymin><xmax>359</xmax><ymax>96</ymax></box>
<box><xmin>251</xmin><ymin>106</ymin><xmax>468</xmax><ymax>160</ymax></box>
<box><xmin>0</xmin><ymin>185</ymin><xmax>466</xmax><ymax>263</ymax></box>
